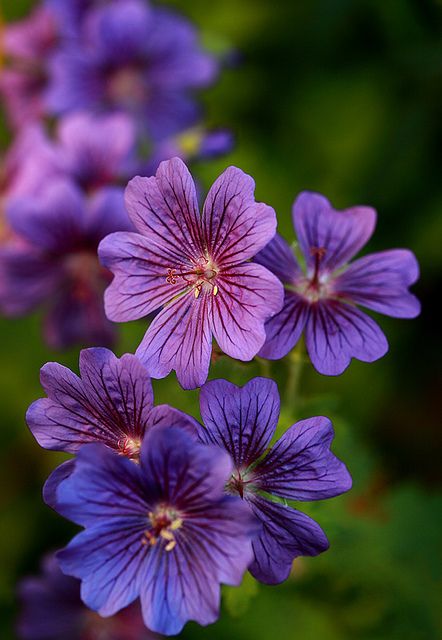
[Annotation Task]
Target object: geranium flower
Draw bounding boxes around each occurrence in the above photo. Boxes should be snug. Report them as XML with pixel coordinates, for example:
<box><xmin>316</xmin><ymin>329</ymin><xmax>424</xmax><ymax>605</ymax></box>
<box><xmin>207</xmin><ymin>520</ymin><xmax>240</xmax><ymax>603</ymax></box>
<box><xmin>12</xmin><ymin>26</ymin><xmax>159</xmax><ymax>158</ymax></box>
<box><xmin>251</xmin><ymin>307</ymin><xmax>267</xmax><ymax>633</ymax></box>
<box><xmin>17</xmin><ymin>553</ymin><xmax>155</xmax><ymax>640</ymax></box>
<box><xmin>53</xmin><ymin>427</ymin><xmax>258</xmax><ymax>635</ymax></box>
<box><xmin>0</xmin><ymin>180</ymin><xmax>131</xmax><ymax>348</ymax></box>
<box><xmin>255</xmin><ymin>191</ymin><xmax>421</xmax><ymax>375</ymax></box>
<box><xmin>99</xmin><ymin>157</ymin><xmax>284</xmax><ymax>389</ymax></box>
<box><xmin>198</xmin><ymin>377</ymin><xmax>352</xmax><ymax>584</ymax></box>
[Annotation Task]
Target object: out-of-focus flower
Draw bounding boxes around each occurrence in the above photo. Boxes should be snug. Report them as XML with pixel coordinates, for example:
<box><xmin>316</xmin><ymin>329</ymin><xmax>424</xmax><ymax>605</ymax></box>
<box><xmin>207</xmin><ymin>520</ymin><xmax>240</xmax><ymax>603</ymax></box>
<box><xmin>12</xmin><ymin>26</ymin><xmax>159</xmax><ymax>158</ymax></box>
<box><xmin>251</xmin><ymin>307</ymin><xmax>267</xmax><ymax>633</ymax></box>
<box><xmin>17</xmin><ymin>553</ymin><xmax>155</xmax><ymax>640</ymax></box>
<box><xmin>54</xmin><ymin>427</ymin><xmax>258</xmax><ymax>635</ymax></box>
<box><xmin>0</xmin><ymin>180</ymin><xmax>131</xmax><ymax>349</ymax></box>
<box><xmin>26</xmin><ymin>347</ymin><xmax>198</xmax><ymax>504</ymax></box>
<box><xmin>46</xmin><ymin>0</ymin><xmax>218</xmax><ymax>140</ymax></box>
<box><xmin>256</xmin><ymin>191</ymin><xmax>421</xmax><ymax>375</ymax></box>
<box><xmin>99</xmin><ymin>157</ymin><xmax>284</xmax><ymax>389</ymax></box>
<box><xmin>198</xmin><ymin>377</ymin><xmax>352</xmax><ymax>584</ymax></box>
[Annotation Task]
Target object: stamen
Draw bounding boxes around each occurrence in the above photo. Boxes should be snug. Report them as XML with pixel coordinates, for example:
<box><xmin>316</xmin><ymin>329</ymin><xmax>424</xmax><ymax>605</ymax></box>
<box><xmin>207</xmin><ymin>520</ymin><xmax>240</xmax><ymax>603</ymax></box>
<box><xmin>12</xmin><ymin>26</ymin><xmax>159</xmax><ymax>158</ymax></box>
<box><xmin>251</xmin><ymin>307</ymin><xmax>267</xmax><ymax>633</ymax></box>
<box><xmin>213</xmin><ymin>285</ymin><xmax>218</xmax><ymax>296</ymax></box>
<box><xmin>166</xmin><ymin>268</ymin><xmax>177</xmax><ymax>285</ymax></box>
<box><xmin>194</xmin><ymin>286</ymin><xmax>201</xmax><ymax>298</ymax></box>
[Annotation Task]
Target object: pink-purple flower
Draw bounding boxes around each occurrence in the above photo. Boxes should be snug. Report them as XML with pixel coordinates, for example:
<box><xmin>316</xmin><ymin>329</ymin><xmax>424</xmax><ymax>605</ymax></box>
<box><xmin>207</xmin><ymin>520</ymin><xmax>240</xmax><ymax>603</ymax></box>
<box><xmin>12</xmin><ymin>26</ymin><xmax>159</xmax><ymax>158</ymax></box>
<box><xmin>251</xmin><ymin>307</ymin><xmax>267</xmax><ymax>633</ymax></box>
<box><xmin>198</xmin><ymin>377</ymin><xmax>352</xmax><ymax>584</ymax></box>
<box><xmin>53</xmin><ymin>427</ymin><xmax>258</xmax><ymax>635</ymax></box>
<box><xmin>99</xmin><ymin>157</ymin><xmax>284</xmax><ymax>389</ymax></box>
<box><xmin>256</xmin><ymin>191</ymin><xmax>421</xmax><ymax>375</ymax></box>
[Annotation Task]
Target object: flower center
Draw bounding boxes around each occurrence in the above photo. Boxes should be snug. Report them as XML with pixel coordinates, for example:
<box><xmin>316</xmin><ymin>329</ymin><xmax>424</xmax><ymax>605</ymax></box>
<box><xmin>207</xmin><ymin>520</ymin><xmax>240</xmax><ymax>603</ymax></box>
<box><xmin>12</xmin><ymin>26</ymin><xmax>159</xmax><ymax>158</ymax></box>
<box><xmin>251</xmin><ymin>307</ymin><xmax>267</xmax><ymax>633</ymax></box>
<box><xmin>63</xmin><ymin>251</ymin><xmax>109</xmax><ymax>302</ymax></box>
<box><xmin>117</xmin><ymin>436</ymin><xmax>141</xmax><ymax>459</ymax></box>
<box><xmin>294</xmin><ymin>246</ymin><xmax>331</xmax><ymax>302</ymax></box>
<box><xmin>166</xmin><ymin>255</ymin><xmax>219</xmax><ymax>298</ymax></box>
<box><xmin>107</xmin><ymin>66</ymin><xmax>146</xmax><ymax>109</ymax></box>
<box><xmin>226</xmin><ymin>469</ymin><xmax>251</xmax><ymax>499</ymax></box>
<box><xmin>142</xmin><ymin>504</ymin><xmax>183</xmax><ymax>552</ymax></box>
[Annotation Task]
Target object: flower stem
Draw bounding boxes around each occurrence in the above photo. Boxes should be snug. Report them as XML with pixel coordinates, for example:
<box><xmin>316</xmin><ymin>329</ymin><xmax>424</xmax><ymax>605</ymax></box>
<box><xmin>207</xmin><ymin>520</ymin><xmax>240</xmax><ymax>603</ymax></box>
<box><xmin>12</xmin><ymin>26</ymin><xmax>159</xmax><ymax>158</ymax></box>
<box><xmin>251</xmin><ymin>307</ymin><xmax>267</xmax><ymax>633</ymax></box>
<box><xmin>285</xmin><ymin>341</ymin><xmax>304</xmax><ymax>410</ymax></box>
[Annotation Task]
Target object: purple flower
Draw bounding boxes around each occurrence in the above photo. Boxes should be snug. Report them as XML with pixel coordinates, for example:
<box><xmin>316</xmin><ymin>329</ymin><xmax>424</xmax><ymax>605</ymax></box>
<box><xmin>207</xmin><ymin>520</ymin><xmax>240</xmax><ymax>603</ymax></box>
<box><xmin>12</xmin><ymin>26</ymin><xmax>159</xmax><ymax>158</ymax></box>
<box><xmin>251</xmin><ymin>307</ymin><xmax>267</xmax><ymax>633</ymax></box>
<box><xmin>53</xmin><ymin>427</ymin><xmax>258</xmax><ymax>635</ymax></box>
<box><xmin>255</xmin><ymin>192</ymin><xmax>421</xmax><ymax>375</ymax></box>
<box><xmin>99</xmin><ymin>157</ymin><xmax>284</xmax><ymax>389</ymax></box>
<box><xmin>46</xmin><ymin>0</ymin><xmax>218</xmax><ymax>140</ymax></box>
<box><xmin>17</xmin><ymin>553</ymin><xmax>155</xmax><ymax>640</ymax></box>
<box><xmin>198</xmin><ymin>377</ymin><xmax>352</xmax><ymax>584</ymax></box>
<box><xmin>26</xmin><ymin>346</ymin><xmax>198</xmax><ymax>503</ymax></box>
<box><xmin>0</xmin><ymin>180</ymin><xmax>131</xmax><ymax>348</ymax></box>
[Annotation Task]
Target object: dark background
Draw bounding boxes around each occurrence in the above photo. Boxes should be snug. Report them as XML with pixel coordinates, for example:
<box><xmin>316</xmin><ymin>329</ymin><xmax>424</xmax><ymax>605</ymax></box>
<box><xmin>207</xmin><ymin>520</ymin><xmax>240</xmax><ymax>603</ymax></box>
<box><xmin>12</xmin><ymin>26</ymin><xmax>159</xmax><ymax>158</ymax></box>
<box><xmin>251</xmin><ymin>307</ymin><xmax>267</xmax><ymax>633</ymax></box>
<box><xmin>1</xmin><ymin>1</ymin><xmax>441</xmax><ymax>638</ymax></box>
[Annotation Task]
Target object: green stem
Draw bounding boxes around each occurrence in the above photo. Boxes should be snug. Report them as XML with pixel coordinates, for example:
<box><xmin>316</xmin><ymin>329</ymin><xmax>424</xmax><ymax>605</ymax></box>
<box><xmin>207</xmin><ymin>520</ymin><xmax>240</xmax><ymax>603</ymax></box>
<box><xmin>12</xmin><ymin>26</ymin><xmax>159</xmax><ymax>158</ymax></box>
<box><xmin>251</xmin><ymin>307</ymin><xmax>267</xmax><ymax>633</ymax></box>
<box><xmin>285</xmin><ymin>341</ymin><xmax>304</xmax><ymax>409</ymax></box>
<box><xmin>255</xmin><ymin>356</ymin><xmax>271</xmax><ymax>378</ymax></box>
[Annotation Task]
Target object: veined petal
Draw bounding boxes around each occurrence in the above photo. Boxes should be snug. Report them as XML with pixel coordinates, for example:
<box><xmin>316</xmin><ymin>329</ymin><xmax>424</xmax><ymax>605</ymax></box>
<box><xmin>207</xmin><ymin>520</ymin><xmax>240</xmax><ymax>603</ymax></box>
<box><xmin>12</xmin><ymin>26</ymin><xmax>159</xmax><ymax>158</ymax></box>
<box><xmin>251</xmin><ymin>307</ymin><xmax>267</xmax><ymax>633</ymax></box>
<box><xmin>148</xmin><ymin>404</ymin><xmax>200</xmax><ymax>437</ymax></box>
<box><xmin>247</xmin><ymin>495</ymin><xmax>329</xmax><ymax>585</ymax></box>
<box><xmin>254</xmin><ymin>416</ymin><xmax>352</xmax><ymax>500</ymax></box>
<box><xmin>305</xmin><ymin>300</ymin><xmax>388</xmax><ymax>375</ymax></box>
<box><xmin>202</xmin><ymin>166</ymin><xmax>277</xmax><ymax>264</ymax></box>
<box><xmin>199</xmin><ymin>378</ymin><xmax>279</xmax><ymax>469</ymax></box>
<box><xmin>124</xmin><ymin>158</ymin><xmax>204</xmax><ymax>262</ymax></box>
<box><xmin>99</xmin><ymin>231</ymin><xmax>184</xmax><ymax>321</ymax></box>
<box><xmin>334</xmin><ymin>249</ymin><xmax>421</xmax><ymax>318</ymax></box>
<box><xmin>136</xmin><ymin>292</ymin><xmax>212</xmax><ymax>390</ymax></box>
<box><xmin>293</xmin><ymin>191</ymin><xmax>376</xmax><ymax>272</ymax></box>
<box><xmin>255</xmin><ymin>233</ymin><xmax>303</xmax><ymax>284</ymax></box>
<box><xmin>212</xmin><ymin>263</ymin><xmax>284</xmax><ymax>361</ymax></box>
<box><xmin>258</xmin><ymin>291</ymin><xmax>309</xmax><ymax>360</ymax></box>
<box><xmin>43</xmin><ymin>460</ymin><xmax>76</xmax><ymax>510</ymax></box>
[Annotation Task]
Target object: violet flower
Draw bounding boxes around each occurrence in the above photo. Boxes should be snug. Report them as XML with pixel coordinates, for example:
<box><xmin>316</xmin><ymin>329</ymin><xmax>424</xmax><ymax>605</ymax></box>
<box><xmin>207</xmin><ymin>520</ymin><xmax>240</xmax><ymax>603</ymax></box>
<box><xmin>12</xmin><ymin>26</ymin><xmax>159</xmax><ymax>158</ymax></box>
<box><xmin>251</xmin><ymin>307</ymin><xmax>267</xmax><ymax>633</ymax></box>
<box><xmin>17</xmin><ymin>553</ymin><xmax>154</xmax><ymax>640</ymax></box>
<box><xmin>99</xmin><ymin>157</ymin><xmax>284</xmax><ymax>389</ymax></box>
<box><xmin>46</xmin><ymin>0</ymin><xmax>218</xmax><ymax>140</ymax></box>
<box><xmin>0</xmin><ymin>180</ymin><xmax>131</xmax><ymax>349</ymax></box>
<box><xmin>255</xmin><ymin>191</ymin><xmax>421</xmax><ymax>375</ymax></box>
<box><xmin>198</xmin><ymin>377</ymin><xmax>352</xmax><ymax>584</ymax></box>
<box><xmin>26</xmin><ymin>347</ymin><xmax>198</xmax><ymax>504</ymax></box>
<box><xmin>53</xmin><ymin>427</ymin><xmax>258</xmax><ymax>635</ymax></box>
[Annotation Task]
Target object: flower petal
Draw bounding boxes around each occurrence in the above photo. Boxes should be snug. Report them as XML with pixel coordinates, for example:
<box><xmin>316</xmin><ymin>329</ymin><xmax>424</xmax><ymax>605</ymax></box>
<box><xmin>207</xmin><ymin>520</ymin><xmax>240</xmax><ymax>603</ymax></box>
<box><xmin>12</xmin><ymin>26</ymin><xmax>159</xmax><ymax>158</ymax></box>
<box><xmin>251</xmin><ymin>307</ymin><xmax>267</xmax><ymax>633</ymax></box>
<box><xmin>254</xmin><ymin>233</ymin><xmax>303</xmax><ymax>284</ymax></box>
<box><xmin>305</xmin><ymin>300</ymin><xmax>388</xmax><ymax>375</ymax></box>
<box><xmin>247</xmin><ymin>495</ymin><xmax>329</xmax><ymax>585</ymax></box>
<box><xmin>254</xmin><ymin>416</ymin><xmax>352</xmax><ymax>500</ymax></box>
<box><xmin>333</xmin><ymin>249</ymin><xmax>421</xmax><ymax>318</ymax></box>
<box><xmin>43</xmin><ymin>460</ymin><xmax>76</xmax><ymax>510</ymax></box>
<box><xmin>293</xmin><ymin>191</ymin><xmax>376</xmax><ymax>271</ymax></box>
<box><xmin>136</xmin><ymin>292</ymin><xmax>212</xmax><ymax>390</ymax></box>
<box><xmin>258</xmin><ymin>291</ymin><xmax>309</xmax><ymax>359</ymax></box>
<box><xmin>202</xmin><ymin>166</ymin><xmax>277</xmax><ymax>264</ymax></box>
<box><xmin>199</xmin><ymin>377</ymin><xmax>279</xmax><ymax>469</ymax></box>
<box><xmin>212</xmin><ymin>263</ymin><xmax>284</xmax><ymax>361</ymax></box>
<box><xmin>99</xmin><ymin>231</ymin><xmax>184</xmax><ymax>322</ymax></box>
<box><xmin>148</xmin><ymin>404</ymin><xmax>200</xmax><ymax>437</ymax></box>
<box><xmin>124</xmin><ymin>158</ymin><xmax>204</xmax><ymax>263</ymax></box>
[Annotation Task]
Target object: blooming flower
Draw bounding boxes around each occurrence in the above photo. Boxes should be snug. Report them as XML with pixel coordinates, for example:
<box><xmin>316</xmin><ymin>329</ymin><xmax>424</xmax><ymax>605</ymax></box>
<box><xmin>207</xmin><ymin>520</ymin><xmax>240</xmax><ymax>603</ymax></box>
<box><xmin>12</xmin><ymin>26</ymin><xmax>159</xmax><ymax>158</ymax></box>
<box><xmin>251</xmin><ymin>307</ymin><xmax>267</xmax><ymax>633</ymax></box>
<box><xmin>26</xmin><ymin>346</ymin><xmax>198</xmax><ymax>504</ymax></box>
<box><xmin>99</xmin><ymin>157</ymin><xmax>284</xmax><ymax>389</ymax></box>
<box><xmin>17</xmin><ymin>553</ymin><xmax>155</xmax><ymax>640</ymax></box>
<box><xmin>46</xmin><ymin>0</ymin><xmax>218</xmax><ymax>140</ymax></box>
<box><xmin>255</xmin><ymin>191</ymin><xmax>421</xmax><ymax>375</ymax></box>
<box><xmin>0</xmin><ymin>180</ymin><xmax>131</xmax><ymax>348</ymax></box>
<box><xmin>53</xmin><ymin>426</ymin><xmax>258</xmax><ymax>635</ymax></box>
<box><xmin>198</xmin><ymin>377</ymin><xmax>352</xmax><ymax>584</ymax></box>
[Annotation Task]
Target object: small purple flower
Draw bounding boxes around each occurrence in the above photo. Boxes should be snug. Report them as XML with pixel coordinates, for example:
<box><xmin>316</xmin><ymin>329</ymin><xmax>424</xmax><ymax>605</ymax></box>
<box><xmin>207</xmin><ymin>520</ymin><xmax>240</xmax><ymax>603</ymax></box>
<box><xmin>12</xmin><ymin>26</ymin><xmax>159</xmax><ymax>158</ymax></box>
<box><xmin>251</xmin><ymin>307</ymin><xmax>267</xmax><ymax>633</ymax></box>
<box><xmin>46</xmin><ymin>0</ymin><xmax>218</xmax><ymax>140</ymax></box>
<box><xmin>0</xmin><ymin>180</ymin><xmax>131</xmax><ymax>349</ymax></box>
<box><xmin>53</xmin><ymin>427</ymin><xmax>258</xmax><ymax>635</ymax></box>
<box><xmin>99</xmin><ymin>157</ymin><xmax>284</xmax><ymax>389</ymax></box>
<box><xmin>17</xmin><ymin>553</ymin><xmax>154</xmax><ymax>640</ymax></box>
<box><xmin>26</xmin><ymin>346</ymin><xmax>198</xmax><ymax>504</ymax></box>
<box><xmin>198</xmin><ymin>377</ymin><xmax>352</xmax><ymax>584</ymax></box>
<box><xmin>255</xmin><ymin>192</ymin><xmax>421</xmax><ymax>375</ymax></box>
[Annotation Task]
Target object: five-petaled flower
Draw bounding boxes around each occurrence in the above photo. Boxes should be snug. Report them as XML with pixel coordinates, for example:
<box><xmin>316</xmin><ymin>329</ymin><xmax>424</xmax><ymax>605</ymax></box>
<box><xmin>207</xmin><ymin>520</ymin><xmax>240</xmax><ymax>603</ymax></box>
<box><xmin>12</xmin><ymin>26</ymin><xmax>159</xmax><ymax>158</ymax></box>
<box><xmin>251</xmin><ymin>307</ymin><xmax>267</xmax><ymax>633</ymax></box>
<box><xmin>26</xmin><ymin>347</ymin><xmax>198</xmax><ymax>506</ymax></box>
<box><xmin>53</xmin><ymin>427</ymin><xmax>258</xmax><ymax>635</ymax></box>
<box><xmin>99</xmin><ymin>157</ymin><xmax>284</xmax><ymax>389</ymax></box>
<box><xmin>255</xmin><ymin>191</ymin><xmax>421</xmax><ymax>375</ymax></box>
<box><xmin>198</xmin><ymin>377</ymin><xmax>352</xmax><ymax>584</ymax></box>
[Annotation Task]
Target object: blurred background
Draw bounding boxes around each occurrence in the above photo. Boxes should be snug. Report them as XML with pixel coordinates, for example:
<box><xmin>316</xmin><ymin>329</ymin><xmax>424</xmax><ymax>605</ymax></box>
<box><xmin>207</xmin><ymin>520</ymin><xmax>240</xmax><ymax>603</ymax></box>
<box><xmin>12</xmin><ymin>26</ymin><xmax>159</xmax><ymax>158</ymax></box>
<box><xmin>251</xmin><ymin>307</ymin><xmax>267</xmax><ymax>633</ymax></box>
<box><xmin>1</xmin><ymin>0</ymin><xmax>441</xmax><ymax>638</ymax></box>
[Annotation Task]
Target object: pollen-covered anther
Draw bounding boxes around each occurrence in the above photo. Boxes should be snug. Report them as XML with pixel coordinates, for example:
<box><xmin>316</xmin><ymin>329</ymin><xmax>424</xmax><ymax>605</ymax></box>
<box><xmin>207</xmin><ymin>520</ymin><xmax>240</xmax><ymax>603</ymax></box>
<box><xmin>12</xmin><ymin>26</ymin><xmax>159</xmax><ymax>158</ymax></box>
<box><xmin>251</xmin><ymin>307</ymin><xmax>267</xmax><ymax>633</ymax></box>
<box><xmin>144</xmin><ymin>506</ymin><xmax>183</xmax><ymax>551</ymax></box>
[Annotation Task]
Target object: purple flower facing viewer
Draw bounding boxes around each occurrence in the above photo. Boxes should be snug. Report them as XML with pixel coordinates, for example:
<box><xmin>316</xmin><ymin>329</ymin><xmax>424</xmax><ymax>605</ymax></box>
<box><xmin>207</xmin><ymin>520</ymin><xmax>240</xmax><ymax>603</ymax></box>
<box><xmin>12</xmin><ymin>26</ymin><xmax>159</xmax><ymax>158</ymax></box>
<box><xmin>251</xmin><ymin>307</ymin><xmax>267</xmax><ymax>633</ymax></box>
<box><xmin>255</xmin><ymin>192</ymin><xmax>421</xmax><ymax>375</ymax></box>
<box><xmin>198</xmin><ymin>377</ymin><xmax>352</xmax><ymax>584</ymax></box>
<box><xmin>17</xmin><ymin>553</ymin><xmax>154</xmax><ymax>640</ymax></box>
<box><xmin>0</xmin><ymin>180</ymin><xmax>132</xmax><ymax>349</ymax></box>
<box><xmin>26</xmin><ymin>347</ymin><xmax>198</xmax><ymax>504</ymax></box>
<box><xmin>54</xmin><ymin>427</ymin><xmax>258</xmax><ymax>635</ymax></box>
<box><xmin>99</xmin><ymin>157</ymin><xmax>284</xmax><ymax>389</ymax></box>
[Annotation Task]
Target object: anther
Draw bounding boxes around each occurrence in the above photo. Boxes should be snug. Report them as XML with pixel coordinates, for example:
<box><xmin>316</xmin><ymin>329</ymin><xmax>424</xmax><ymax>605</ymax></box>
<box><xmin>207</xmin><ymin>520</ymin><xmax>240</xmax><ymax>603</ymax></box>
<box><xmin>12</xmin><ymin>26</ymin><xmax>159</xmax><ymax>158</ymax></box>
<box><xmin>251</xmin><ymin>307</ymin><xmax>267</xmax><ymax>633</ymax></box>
<box><xmin>213</xmin><ymin>285</ymin><xmax>218</xmax><ymax>296</ymax></box>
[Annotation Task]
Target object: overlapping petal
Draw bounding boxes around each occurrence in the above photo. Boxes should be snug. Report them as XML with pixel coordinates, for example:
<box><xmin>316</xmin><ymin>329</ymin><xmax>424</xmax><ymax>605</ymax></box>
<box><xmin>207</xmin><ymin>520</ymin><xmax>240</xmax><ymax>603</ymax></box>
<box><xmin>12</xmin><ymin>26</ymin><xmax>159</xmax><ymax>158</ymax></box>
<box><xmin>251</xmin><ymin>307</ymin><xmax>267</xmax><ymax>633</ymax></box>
<box><xmin>293</xmin><ymin>191</ymin><xmax>377</xmax><ymax>272</ymax></box>
<box><xmin>199</xmin><ymin>377</ymin><xmax>279</xmax><ymax>469</ymax></box>
<box><xmin>255</xmin><ymin>233</ymin><xmax>303</xmax><ymax>284</ymax></box>
<box><xmin>304</xmin><ymin>300</ymin><xmax>388</xmax><ymax>375</ymax></box>
<box><xmin>334</xmin><ymin>249</ymin><xmax>421</xmax><ymax>318</ymax></box>
<box><xmin>258</xmin><ymin>291</ymin><xmax>309</xmax><ymax>360</ymax></box>
<box><xmin>247</xmin><ymin>495</ymin><xmax>329</xmax><ymax>584</ymax></box>
<box><xmin>254</xmin><ymin>416</ymin><xmax>352</xmax><ymax>500</ymax></box>
<box><xmin>202</xmin><ymin>166</ymin><xmax>277</xmax><ymax>264</ymax></box>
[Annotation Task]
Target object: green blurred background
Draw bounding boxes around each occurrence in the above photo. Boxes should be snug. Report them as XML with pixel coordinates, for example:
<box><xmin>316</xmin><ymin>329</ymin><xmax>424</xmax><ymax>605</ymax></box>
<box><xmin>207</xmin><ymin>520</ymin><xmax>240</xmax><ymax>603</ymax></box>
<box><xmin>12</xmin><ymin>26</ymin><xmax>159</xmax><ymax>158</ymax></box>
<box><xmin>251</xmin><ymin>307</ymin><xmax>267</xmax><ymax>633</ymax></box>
<box><xmin>1</xmin><ymin>1</ymin><xmax>441</xmax><ymax>638</ymax></box>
